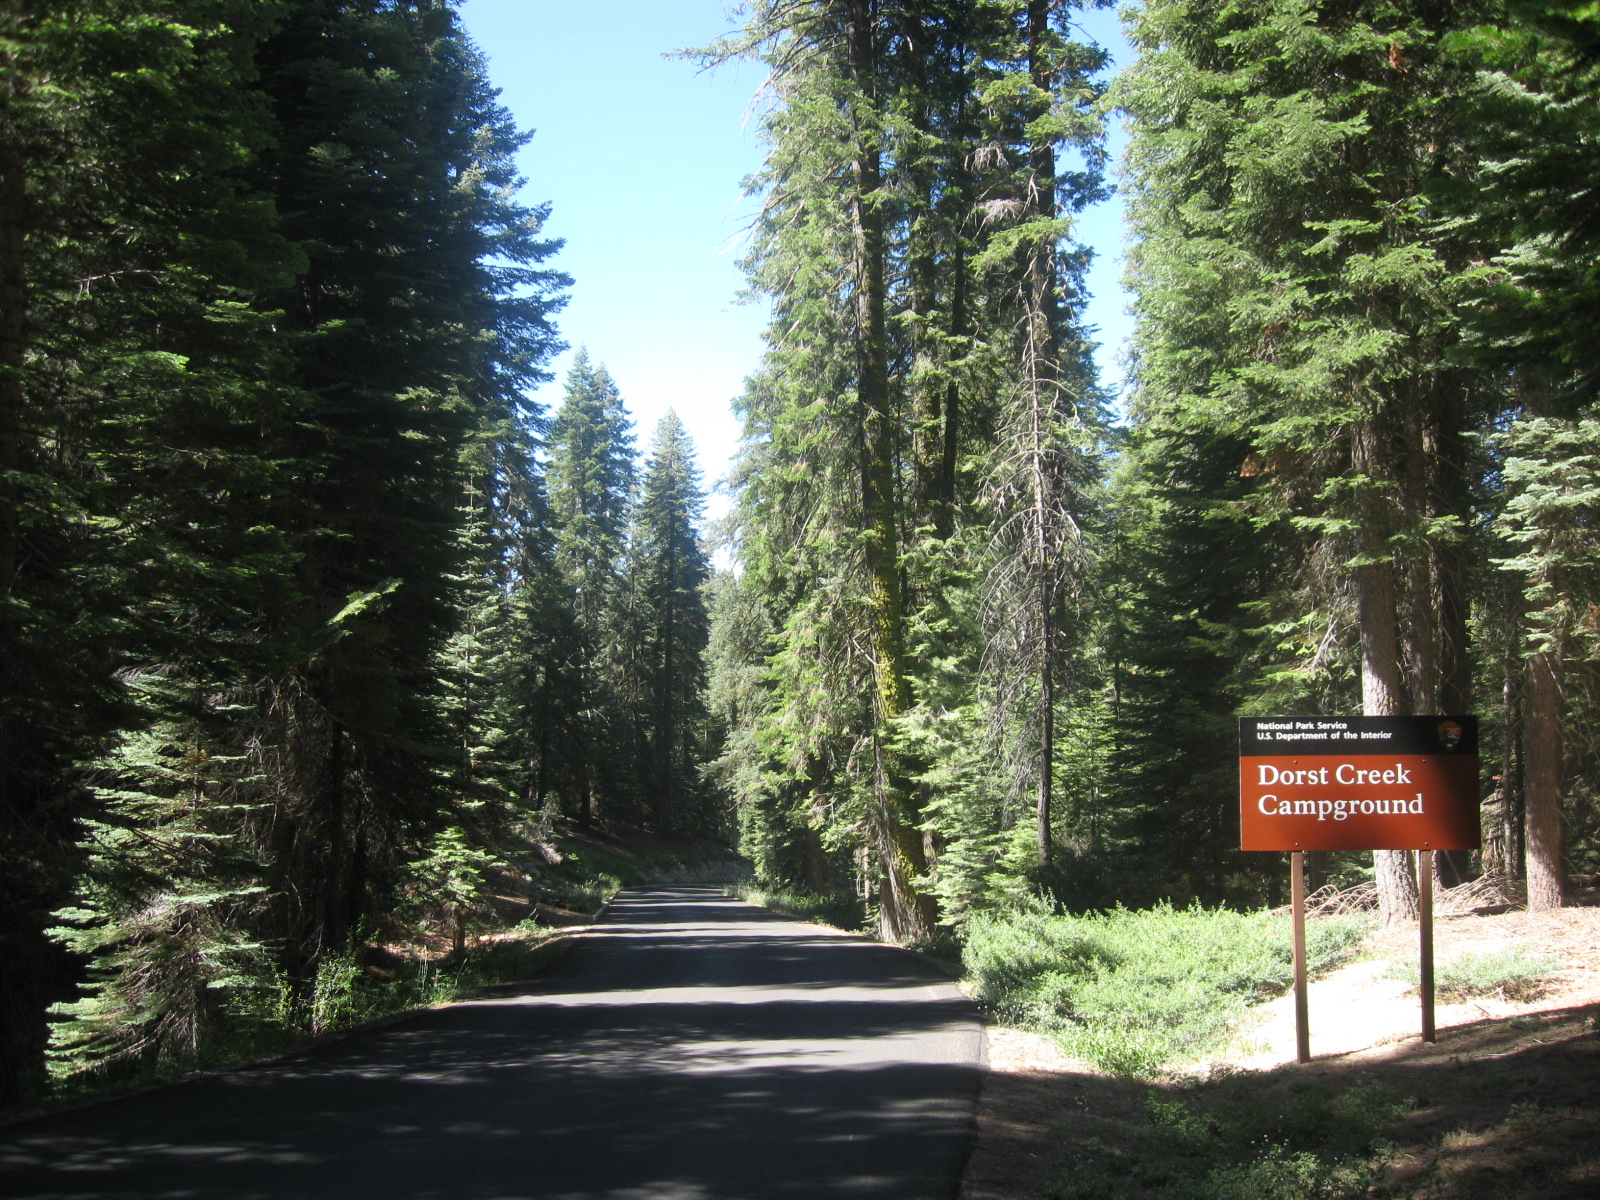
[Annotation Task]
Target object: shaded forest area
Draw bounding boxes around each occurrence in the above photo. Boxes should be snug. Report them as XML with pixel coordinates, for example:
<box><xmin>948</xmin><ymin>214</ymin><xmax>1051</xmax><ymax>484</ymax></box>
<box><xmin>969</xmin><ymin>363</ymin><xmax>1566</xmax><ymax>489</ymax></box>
<box><xmin>3</xmin><ymin>0</ymin><xmax>1598</xmax><ymax>1113</ymax></box>
<box><xmin>1</xmin><ymin>1</ymin><xmax>716</xmax><ymax>1107</ymax></box>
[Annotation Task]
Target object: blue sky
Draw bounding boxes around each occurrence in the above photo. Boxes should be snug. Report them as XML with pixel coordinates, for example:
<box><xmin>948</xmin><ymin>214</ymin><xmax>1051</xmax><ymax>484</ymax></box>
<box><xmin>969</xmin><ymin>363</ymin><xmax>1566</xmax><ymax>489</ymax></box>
<box><xmin>457</xmin><ymin>1</ymin><xmax>1135</xmax><ymax>512</ymax></box>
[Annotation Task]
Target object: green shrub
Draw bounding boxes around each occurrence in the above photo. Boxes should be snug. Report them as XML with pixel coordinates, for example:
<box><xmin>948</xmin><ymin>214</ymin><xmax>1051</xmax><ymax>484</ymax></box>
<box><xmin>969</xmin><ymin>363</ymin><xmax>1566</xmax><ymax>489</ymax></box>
<box><xmin>728</xmin><ymin>884</ymin><xmax>867</xmax><ymax>931</ymax></box>
<box><xmin>308</xmin><ymin>947</ymin><xmax>363</xmax><ymax>1035</ymax></box>
<box><xmin>1385</xmin><ymin>944</ymin><xmax>1561</xmax><ymax>1002</ymax></box>
<box><xmin>1188</xmin><ymin>1146</ymin><xmax>1377</xmax><ymax>1200</ymax></box>
<box><xmin>964</xmin><ymin>903</ymin><xmax>1370</xmax><ymax>1076</ymax></box>
<box><xmin>1051</xmin><ymin>1079</ymin><xmax>1409</xmax><ymax>1200</ymax></box>
<box><xmin>537</xmin><ymin>872</ymin><xmax>623</xmax><ymax>916</ymax></box>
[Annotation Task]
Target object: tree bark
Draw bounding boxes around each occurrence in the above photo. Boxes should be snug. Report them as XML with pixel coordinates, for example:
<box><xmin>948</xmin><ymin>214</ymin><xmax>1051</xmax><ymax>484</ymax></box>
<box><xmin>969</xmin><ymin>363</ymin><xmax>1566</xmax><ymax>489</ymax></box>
<box><xmin>0</xmin><ymin>28</ymin><xmax>85</xmax><ymax>1104</ymax></box>
<box><xmin>1523</xmin><ymin>648</ymin><xmax>1565</xmax><ymax>910</ymax></box>
<box><xmin>908</xmin><ymin>194</ymin><xmax>942</xmax><ymax>530</ymax></box>
<box><xmin>1421</xmin><ymin>374</ymin><xmax>1476</xmax><ymax>886</ymax></box>
<box><xmin>1400</xmin><ymin>385</ymin><xmax>1437</xmax><ymax>710</ymax></box>
<box><xmin>846</xmin><ymin>0</ymin><xmax>933</xmax><ymax>943</ymax></box>
<box><xmin>1430</xmin><ymin>379</ymin><xmax>1475</xmax><ymax>716</ymax></box>
<box><xmin>1026</xmin><ymin>0</ymin><xmax>1061</xmax><ymax>876</ymax></box>
<box><xmin>0</xmin><ymin>37</ymin><xmax>25</xmax><ymax>605</ymax></box>
<box><xmin>1353</xmin><ymin>418</ymin><xmax>1420</xmax><ymax>924</ymax></box>
<box><xmin>1037</xmin><ymin>594</ymin><xmax>1054</xmax><ymax>869</ymax></box>
<box><xmin>1025</xmin><ymin>0</ymin><xmax>1059</xmax><ymax>371</ymax></box>
<box><xmin>938</xmin><ymin>240</ymin><xmax>964</xmax><ymax>540</ymax></box>
<box><xmin>802</xmin><ymin>825</ymin><xmax>832</xmax><ymax>897</ymax></box>
<box><xmin>655</xmin><ymin>593</ymin><xmax>676</xmax><ymax>832</ymax></box>
<box><xmin>0</xmin><ymin>106</ymin><xmax>41</xmax><ymax>1097</ymax></box>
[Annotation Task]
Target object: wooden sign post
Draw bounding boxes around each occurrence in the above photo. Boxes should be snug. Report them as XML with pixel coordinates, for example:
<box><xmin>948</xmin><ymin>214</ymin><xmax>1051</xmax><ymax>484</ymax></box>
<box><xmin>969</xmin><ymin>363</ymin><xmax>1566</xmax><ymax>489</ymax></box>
<box><xmin>1290</xmin><ymin>850</ymin><xmax>1309</xmax><ymax>1063</ymax></box>
<box><xmin>1419</xmin><ymin>848</ymin><xmax>1435</xmax><ymax>1043</ymax></box>
<box><xmin>1239</xmin><ymin>716</ymin><xmax>1481</xmax><ymax>1063</ymax></box>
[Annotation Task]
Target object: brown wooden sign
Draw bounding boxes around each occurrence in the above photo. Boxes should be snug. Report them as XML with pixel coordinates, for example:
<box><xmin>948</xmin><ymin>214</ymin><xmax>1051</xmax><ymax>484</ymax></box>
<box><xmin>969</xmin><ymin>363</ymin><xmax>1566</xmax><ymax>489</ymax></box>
<box><xmin>1238</xmin><ymin>716</ymin><xmax>1481</xmax><ymax>852</ymax></box>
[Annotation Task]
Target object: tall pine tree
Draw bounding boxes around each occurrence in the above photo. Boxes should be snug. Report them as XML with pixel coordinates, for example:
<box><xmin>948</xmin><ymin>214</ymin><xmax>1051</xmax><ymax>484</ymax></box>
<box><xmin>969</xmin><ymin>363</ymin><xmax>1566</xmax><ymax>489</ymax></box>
<box><xmin>545</xmin><ymin>351</ymin><xmax>636</xmax><ymax>822</ymax></box>
<box><xmin>1116</xmin><ymin>0</ymin><xmax>1498</xmax><ymax>922</ymax></box>
<box><xmin>620</xmin><ymin>412</ymin><xmax>713</xmax><ymax>834</ymax></box>
<box><xmin>0</xmin><ymin>0</ymin><xmax>299</xmax><ymax>1103</ymax></box>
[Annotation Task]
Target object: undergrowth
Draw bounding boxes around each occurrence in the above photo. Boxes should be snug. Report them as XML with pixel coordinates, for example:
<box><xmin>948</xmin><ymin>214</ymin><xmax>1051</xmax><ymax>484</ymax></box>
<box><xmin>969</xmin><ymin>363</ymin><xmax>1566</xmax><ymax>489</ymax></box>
<box><xmin>43</xmin><ymin>932</ymin><xmax>572</xmax><ymax>1110</ymax></box>
<box><xmin>964</xmin><ymin>902</ymin><xmax>1371</xmax><ymax>1076</ymax></box>
<box><xmin>32</xmin><ymin>825</ymin><xmax>752</xmax><ymax>1118</ymax></box>
<box><xmin>1052</xmin><ymin>1075</ymin><xmax>1414</xmax><ymax>1200</ymax></box>
<box><xmin>533</xmin><ymin>870</ymin><xmax>625</xmax><ymax>916</ymax></box>
<box><xmin>1385</xmin><ymin>944</ymin><xmax>1562</xmax><ymax>1002</ymax></box>
<box><xmin>727</xmin><ymin>883</ymin><xmax>868</xmax><ymax>931</ymax></box>
<box><xmin>550</xmin><ymin>841</ymin><xmax>748</xmax><ymax>898</ymax></box>
<box><xmin>296</xmin><ymin>932</ymin><xmax>572</xmax><ymax>1033</ymax></box>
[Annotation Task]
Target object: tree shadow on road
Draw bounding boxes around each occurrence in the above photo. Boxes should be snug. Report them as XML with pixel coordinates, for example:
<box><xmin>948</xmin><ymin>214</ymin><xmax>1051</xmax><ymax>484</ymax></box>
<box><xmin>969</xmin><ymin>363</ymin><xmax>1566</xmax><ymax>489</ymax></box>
<box><xmin>0</xmin><ymin>889</ymin><xmax>981</xmax><ymax>1200</ymax></box>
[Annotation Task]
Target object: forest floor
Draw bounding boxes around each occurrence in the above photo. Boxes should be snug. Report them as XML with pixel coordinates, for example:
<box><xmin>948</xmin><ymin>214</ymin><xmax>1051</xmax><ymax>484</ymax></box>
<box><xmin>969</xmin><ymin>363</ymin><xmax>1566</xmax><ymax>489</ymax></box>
<box><xmin>960</xmin><ymin>898</ymin><xmax>1600</xmax><ymax>1200</ymax></box>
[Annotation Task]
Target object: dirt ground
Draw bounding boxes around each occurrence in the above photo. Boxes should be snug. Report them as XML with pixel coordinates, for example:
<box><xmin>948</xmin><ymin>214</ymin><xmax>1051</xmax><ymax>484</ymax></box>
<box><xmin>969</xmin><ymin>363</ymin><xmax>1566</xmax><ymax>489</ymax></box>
<box><xmin>960</xmin><ymin>903</ymin><xmax>1600</xmax><ymax>1200</ymax></box>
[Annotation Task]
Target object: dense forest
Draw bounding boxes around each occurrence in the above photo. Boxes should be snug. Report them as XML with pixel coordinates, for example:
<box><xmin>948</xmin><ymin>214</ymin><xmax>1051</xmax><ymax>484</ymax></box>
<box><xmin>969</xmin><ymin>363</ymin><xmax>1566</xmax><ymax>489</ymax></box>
<box><xmin>2</xmin><ymin>0</ymin><xmax>1596</xmax><ymax>1110</ymax></box>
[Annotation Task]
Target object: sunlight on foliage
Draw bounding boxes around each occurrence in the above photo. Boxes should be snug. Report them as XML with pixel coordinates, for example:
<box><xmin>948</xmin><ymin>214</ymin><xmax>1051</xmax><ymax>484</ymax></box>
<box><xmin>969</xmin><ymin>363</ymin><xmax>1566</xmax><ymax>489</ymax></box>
<box><xmin>965</xmin><ymin>903</ymin><xmax>1370</xmax><ymax>1075</ymax></box>
<box><xmin>1385</xmin><ymin>944</ymin><xmax>1562</xmax><ymax>1002</ymax></box>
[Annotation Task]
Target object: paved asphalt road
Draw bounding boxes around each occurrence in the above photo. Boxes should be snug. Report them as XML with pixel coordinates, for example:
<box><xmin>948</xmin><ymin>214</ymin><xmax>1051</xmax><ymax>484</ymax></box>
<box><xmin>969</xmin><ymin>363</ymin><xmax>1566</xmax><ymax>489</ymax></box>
<box><xmin>1</xmin><ymin>888</ymin><xmax>984</xmax><ymax>1200</ymax></box>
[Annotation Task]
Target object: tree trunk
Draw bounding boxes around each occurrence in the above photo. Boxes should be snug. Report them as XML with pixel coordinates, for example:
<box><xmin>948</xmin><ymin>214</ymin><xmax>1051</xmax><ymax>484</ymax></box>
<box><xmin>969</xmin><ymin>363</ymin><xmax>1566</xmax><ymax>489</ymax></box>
<box><xmin>1353</xmin><ymin>418</ymin><xmax>1420</xmax><ymax>924</ymax></box>
<box><xmin>1480</xmin><ymin>583</ymin><xmax>1522</xmax><ymax>879</ymax></box>
<box><xmin>1523</xmin><ymin>648</ymin><xmax>1565</xmax><ymax>910</ymax></box>
<box><xmin>908</xmin><ymin>193</ymin><xmax>942</xmax><ymax>530</ymax></box>
<box><xmin>1306</xmin><ymin>850</ymin><xmax>1329</xmax><ymax>893</ymax></box>
<box><xmin>937</xmin><ymin>240</ymin><xmax>964</xmax><ymax>540</ymax></box>
<box><xmin>1025</xmin><ymin>0</ymin><xmax>1059</xmax><ymax>372</ymax></box>
<box><xmin>0</xmin><ymin>34</ymin><xmax>25</xmax><ymax>606</ymax></box>
<box><xmin>802</xmin><ymin>826</ymin><xmax>832</xmax><ymax>896</ymax></box>
<box><xmin>321</xmin><ymin>714</ymin><xmax>348</xmax><ymax>961</ymax></box>
<box><xmin>655</xmin><ymin>600</ymin><xmax>676</xmax><ymax>832</ymax></box>
<box><xmin>1431</xmin><ymin>381</ymin><xmax>1475</xmax><ymax>717</ymax></box>
<box><xmin>1027</xmin><ymin>0</ymin><xmax>1061</xmax><ymax>877</ymax></box>
<box><xmin>1479</xmin><ymin>785</ymin><xmax>1508</xmax><ymax>878</ymax></box>
<box><xmin>1422</xmin><ymin>374</ymin><xmax>1476</xmax><ymax>886</ymax></box>
<box><xmin>266</xmin><ymin>669</ymin><xmax>360</xmax><ymax>992</ymax></box>
<box><xmin>846</xmin><ymin>0</ymin><xmax>933</xmax><ymax>943</ymax></box>
<box><xmin>0</xmin><ymin>82</ymin><xmax>60</xmax><ymax>1097</ymax></box>
<box><xmin>1037</xmin><ymin>592</ymin><xmax>1054</xmax><ymax>869</ymax></box>
<box><xmin>1400</xmin><ymin>386</ymin><xmax>1437</xmax><ymax>711</ymax></box>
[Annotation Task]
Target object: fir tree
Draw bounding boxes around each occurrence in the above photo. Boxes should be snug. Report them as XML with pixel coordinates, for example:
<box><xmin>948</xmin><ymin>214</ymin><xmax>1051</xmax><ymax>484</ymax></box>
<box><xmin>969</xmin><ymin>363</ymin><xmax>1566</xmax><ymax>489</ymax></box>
<box><xmin>702</xmin><ymin>0</ymin><xmax>1110</xmax><ymax>937</ymax></box>
<box><xmin>1447</xmin><ymin>0</ymin><xmax>1600</xmax><ymax>908</ymax></box>
<box><xmin>1115</xmin><ymin>0</ymin><xmax>1498</xmax><ymax>923</ymax></box>
<box><xmin>545</xmin><ymin>351</ymin><xmax>637</xmax><ymax>822</ymax></box>
<box><xmin>0</xmin><ymin>0</ymin><xmax>297</xmax><ymax>1102</ymax></box>
<box><xmin>182</xmin><ymin>0</ymin><xmax>560</xmax><ymax>1001</ymax></box>
<box><xmin>623</xmin><ymin>412</ymin><xmax>713</xmax><ymax>834</ymax></box>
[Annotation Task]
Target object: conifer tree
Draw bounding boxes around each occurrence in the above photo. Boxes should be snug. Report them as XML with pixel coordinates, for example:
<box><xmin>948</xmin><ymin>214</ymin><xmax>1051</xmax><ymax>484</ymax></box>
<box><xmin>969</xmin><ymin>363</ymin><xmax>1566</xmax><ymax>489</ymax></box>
<box><xmin>0</xmin><ymin>0</ymin><xmax>298</xmax><ymax>1102</ymax></box>
<box><xmin>545</xmin><ymin>351</ymin><xmax>637</xmax><ymax>821</ymax></box>
<box><xmin>235</xmin><ymin>0</ymin><xmax>563</xmax><ymax>993</ymax></box>
<box><xmin>975</xmin><ymin>0</ymin><xmax>1108</xmax><ymax>871</ymax></box>
<box><xmin>704</xmin><ymin>0</ymin><xmax>1109</xmax><ymax>937</ymax></box>
<box><xmin>1099</xmin><ymin>424</ymin><xmax>1311</xmax><ymax>905</ymax></box>
<box><xmin>1116</xmin><ymin>0</ymin><xmax>1497</xmax><ymax>923</ymax></box>
<box><xmin>1446</xmin><ymin>1</ymin><xmax>1600</xmax><ymax>908</ymax></box>
<box><xmin>702</xmin><ymin>0</ymin><xmax>939</xmax><ymax>939</ymax></box>
<box><xmin>4</xmin><ymin>0</ymin><xmax>570</xmax><ymax>1094</ymax></box>
<box><xmin>622</xmin><ymin>412</ymin><xmax>713</xmax><ymax>834</ymax></box>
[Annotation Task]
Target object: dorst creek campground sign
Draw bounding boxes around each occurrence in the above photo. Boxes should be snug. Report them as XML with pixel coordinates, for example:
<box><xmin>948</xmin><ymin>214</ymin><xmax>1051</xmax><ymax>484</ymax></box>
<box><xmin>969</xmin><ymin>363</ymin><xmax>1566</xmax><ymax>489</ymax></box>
<box><xmin>1239</xmin><ymin>716</ymin><xmax>1481</xmax><ymax>1062</ymax></box>
<box><xmin>1240</xmin><ymin>716</ymin><xmax>1480</xmax><ymax>851</ymax></box>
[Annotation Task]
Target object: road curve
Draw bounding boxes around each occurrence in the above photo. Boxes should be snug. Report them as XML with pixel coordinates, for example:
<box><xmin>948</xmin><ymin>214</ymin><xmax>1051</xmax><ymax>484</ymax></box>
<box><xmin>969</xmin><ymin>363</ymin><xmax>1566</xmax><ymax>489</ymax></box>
<box><xmin>1</xmin><ymin>887</ymin><xmax>984</xmax><ymax>1199</ymax></box>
